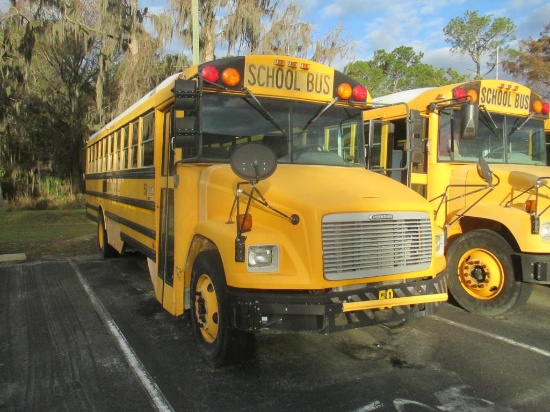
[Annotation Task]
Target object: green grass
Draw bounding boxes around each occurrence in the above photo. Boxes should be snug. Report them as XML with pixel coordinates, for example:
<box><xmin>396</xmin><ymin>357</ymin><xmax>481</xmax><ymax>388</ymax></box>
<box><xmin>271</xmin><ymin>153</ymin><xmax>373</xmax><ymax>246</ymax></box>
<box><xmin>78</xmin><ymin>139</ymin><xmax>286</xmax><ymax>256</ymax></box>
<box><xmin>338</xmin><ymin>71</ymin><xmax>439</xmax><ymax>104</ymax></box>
<box><xmin>0</xmin><ymin>208</ymin><xmax>98</xmax><ymax>258</ymax></box>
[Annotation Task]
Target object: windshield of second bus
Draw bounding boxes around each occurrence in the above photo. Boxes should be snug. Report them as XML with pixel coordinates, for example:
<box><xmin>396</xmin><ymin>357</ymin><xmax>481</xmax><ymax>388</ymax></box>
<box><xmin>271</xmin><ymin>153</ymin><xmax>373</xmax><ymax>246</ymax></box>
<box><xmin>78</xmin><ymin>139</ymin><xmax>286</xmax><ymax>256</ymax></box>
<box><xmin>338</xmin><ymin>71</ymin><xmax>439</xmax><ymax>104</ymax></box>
<box><xmin>199</xmin><ymin>93</ymin><xmax>364</xmax><ymax>167</ymax></box>
<box><xmin>439</xmin><ymin>110</ymin><xmax>547</xmax><ymax>165</ymax></box>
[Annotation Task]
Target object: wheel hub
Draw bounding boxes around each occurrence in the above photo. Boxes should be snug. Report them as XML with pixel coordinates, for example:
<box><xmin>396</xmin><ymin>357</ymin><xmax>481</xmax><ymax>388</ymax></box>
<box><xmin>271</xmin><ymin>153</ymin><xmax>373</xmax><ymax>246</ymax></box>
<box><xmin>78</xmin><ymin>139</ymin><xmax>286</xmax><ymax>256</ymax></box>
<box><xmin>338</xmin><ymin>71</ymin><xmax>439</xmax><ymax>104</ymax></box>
<box><xmin>196</xmin><ymin>294</ymin><xmax>207</xmax><ymax>325</ymax></box>
<box><xmin>470</xmin><ymin>264</ymin><xmax>487</xmax><ymax>283</ymax></box>
<box><xmin>463</xmin><ymin>259</ymin><xmax>491</xmax><ymax>289</ymax></box>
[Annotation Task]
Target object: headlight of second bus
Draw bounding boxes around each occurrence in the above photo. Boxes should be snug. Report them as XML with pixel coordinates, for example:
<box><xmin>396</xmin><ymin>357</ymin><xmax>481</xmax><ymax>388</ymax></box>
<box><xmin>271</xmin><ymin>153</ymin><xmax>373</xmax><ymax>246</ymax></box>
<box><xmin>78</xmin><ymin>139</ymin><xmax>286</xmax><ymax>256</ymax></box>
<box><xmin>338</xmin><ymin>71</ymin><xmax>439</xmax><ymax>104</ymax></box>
<box><xmin>247</xmin><ymin>245</ymin><xmax>280</xmax><ymax>272</ymax></box>
<box><xmin>435</xmin><ymin>233</ymin><xmax>445</xmax><ymax>256</ymax></box>
<box><xmin>541</xmin><ymin>222</ymin><xmax>550</xmax><ymax>240</ymax></box>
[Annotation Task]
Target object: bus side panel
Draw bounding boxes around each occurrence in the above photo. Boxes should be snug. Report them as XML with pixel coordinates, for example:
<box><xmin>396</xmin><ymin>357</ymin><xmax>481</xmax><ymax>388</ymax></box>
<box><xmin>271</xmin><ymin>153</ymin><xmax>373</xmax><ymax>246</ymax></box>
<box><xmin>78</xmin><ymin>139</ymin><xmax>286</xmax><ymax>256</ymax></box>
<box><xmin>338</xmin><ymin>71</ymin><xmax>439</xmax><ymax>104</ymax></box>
<box><xmin>170</xmin><ymin>164</ymin><xmax>206</xmax><ymax>315</ymax></box>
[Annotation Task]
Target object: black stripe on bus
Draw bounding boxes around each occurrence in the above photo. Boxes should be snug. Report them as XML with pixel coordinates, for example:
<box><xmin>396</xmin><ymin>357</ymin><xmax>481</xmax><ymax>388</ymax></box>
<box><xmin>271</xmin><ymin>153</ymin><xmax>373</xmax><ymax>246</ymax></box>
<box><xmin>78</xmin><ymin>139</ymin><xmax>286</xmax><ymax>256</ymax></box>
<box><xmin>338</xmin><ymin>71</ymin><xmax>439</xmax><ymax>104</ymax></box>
<box><xmin>86</xmin><ymin>203</ymin><xmax>99</xmax><ymax>212</ymax></box>
<box><xmin>85</xmin><ymin>203</ymin><xmax>99</xmax><ymax>222</ymax></box>
<box><xmin>86</xmin><ymin>190</ymin><xmax>155</xmax><ymax>211</ymax></box>
<box><xmin>105</xmin><ymin>211</ymin><xmax>156</xmax><ymax>241</ymax></box>
<box><xmin>121</xmin><ymin>233</ymin><xmax>156</xmax><ymax>261</ymax></box>
<box><xmin>86</xmin><ymin>167</ymin><xmax>155</xmax><ymax>180</ymax></box>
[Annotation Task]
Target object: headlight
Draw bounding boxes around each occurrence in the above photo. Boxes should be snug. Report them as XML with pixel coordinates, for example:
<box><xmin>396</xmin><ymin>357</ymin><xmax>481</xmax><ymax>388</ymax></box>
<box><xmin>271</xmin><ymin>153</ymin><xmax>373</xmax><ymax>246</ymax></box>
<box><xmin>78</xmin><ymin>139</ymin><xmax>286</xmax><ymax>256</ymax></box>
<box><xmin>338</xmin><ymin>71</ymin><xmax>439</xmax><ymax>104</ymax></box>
<box><xmin>541</xmin><ymin>222</ymin><xmax>550</xmax><ymax>240</ymax></box>
<box><xmin>435</xmin><ymin>233</ymin><xmax>445</xmax><ymax>256</ymax></box>
<box><xmin>247</xmin><ymin>245</ymin><xmax>279</xmax><ymax>272</ymax></box>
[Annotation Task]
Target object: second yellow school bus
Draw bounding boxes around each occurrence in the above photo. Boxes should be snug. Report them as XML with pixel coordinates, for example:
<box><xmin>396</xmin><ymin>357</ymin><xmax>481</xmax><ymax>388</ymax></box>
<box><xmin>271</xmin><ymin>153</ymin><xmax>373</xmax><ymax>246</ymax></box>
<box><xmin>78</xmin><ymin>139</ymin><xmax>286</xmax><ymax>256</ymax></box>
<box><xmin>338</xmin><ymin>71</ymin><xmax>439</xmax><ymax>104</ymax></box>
<box><xmin>363</xmin><ymin>79</ymin><xmax>550</xmax><ymax>316</ymax></box>
<box><xmin>545</xmin><ymin>118</ymin><xmax>550</xmax><ymax>162</ymax></box>
<box><xmin>85</xmin><ymin>55</ymin><xmax>447</xmax><ymax>367</ymax></box>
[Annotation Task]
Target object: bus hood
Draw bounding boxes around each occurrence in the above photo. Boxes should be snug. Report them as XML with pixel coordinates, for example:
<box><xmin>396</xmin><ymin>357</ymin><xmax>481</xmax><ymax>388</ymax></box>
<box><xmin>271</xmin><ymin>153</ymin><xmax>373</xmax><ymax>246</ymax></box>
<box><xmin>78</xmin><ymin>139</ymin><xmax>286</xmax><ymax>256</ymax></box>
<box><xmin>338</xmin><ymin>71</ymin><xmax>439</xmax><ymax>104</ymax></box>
<box><xmin>452</xmin><ymin>163</ymin><xmax>550</xmax><ymax>189</ymax></box>
<box><xmin>202</xmin><ymin>164</ymin><xmax>433</xmax><ymax>219</ymax></box>
<box><xmin>448</xmin><ymin>163</ymin><xmax>550</xmax><ymax>213</ymax></box>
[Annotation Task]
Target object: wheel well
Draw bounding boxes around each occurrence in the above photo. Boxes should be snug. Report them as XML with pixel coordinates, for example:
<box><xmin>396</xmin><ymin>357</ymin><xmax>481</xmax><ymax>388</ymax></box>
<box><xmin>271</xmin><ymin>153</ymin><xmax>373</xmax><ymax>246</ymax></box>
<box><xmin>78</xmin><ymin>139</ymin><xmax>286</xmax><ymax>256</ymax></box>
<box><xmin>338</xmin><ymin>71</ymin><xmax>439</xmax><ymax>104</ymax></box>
<box><xmin>98</xmin><ymin>206</ymin><xmax>105</xmax><ymax>222</ymax></box>
<box><xmin>448</xmin><ymin>216</ymin><xmax>520</xmax><ymax>252</ymax></box>
<box><xmin>184</xmin><ymin>235</ymin><xmax>222</xmax><ymax>288</ymax></box>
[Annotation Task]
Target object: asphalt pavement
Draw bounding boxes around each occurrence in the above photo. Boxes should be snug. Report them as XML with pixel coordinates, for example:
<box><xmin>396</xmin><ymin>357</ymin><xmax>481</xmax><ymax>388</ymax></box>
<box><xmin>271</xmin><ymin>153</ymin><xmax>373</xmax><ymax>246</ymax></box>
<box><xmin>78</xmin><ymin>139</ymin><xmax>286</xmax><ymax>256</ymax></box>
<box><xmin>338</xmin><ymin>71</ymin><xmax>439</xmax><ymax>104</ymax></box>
<box><xmin>1</xmin><ymin>254</ymin><xmax>549</xmax><ymax>411</ymax></box>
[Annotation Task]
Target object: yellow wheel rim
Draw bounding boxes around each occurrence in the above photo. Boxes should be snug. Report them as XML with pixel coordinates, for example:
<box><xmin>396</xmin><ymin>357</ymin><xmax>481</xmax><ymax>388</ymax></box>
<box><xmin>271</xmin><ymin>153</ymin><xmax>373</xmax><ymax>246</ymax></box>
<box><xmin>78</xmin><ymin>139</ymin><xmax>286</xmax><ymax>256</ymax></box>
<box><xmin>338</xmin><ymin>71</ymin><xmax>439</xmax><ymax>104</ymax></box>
<box><xmin>194</xmin><ymin>274</ymin><xmax>219</xmax><ymax>343</ymax></box>
<box><xmin>457</xmin><ymin>248</ymin><xmax>505</xmax><ymax>300</ymax></box>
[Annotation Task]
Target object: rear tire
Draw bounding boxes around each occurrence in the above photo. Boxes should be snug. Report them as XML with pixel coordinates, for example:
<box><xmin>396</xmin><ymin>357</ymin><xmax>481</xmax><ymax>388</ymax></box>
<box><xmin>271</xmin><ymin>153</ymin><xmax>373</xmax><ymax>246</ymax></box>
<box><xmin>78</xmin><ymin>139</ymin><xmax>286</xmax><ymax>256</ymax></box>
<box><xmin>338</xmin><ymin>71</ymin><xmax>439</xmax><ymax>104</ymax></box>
<box><xmin>98</xmin><ymin>212</ymin><xmax>117</xmax><ymax>259</ymax></box>
<box><xmin>446</xmin><ymin>229</ymin><xmax>532</xmax><ymax>316</ymax></box>
<box><xmin>190</xmin><ymin>250</ymin><xmax>254</xmax><ymax>367</ymax></box>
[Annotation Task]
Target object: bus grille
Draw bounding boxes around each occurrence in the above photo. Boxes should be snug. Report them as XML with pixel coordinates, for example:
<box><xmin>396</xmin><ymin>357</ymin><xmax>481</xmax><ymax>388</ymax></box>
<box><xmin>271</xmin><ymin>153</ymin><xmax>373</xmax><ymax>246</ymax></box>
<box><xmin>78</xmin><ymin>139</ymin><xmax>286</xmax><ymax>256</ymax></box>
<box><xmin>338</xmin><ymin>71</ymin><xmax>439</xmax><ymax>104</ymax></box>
<box><xmin>322</xmin><ymin>212</ymin><xmax>432</xmax><ymax>280</ymax></box>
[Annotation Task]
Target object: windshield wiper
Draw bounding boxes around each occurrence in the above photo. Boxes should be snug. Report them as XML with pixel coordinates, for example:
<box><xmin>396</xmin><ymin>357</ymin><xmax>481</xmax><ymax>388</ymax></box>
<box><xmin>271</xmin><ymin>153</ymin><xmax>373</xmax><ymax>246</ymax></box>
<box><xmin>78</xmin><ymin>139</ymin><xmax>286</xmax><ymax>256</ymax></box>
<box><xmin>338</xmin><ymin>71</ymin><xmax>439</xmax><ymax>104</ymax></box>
<box><xmin>295</xmin><ymin>97</ymin><xmax>338</xmax><ymax>137</ymax></box>
<box><xmin>507</xmin><ymin>113</ymin><xmax>533</xmax><ymax>139</ymax></box>
<box><xmin>479</xmin><ymin>106</ymin><xmax>499</xmax><ymax>137</ymax></box>
<box><xmin>243</xmin><ymin>87</ymin><xmax>288</xmax><ymax>139</ymax></box>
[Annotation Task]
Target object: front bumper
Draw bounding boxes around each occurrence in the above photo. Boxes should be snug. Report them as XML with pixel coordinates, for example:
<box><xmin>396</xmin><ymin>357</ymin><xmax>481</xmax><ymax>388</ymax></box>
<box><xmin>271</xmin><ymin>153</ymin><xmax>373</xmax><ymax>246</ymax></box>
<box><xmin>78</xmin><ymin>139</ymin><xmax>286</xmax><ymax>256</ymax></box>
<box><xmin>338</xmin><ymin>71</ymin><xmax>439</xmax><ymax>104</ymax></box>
<box><xmin>227</xmin><ymin>274</ymin><xmax>448</xmax><ymax>334</ymax></box>
<box><xmin>516</xmin><ymin>252</ymin><xmax>550</xmax><ymax>284</ymax></box>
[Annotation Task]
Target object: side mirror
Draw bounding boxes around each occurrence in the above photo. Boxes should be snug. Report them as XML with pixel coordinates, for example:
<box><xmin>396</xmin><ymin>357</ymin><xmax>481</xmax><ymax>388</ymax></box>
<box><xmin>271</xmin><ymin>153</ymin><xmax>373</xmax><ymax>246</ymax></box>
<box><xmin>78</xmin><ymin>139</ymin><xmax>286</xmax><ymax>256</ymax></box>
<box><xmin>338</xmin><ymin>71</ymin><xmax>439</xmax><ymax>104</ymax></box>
<box><xmin>230</xmin><ymin>143</ymin><xmax>277</xmax><ymax>183</ymax></box>
<box><xmin>476</xmin><ymin>155</ymin><xmax>493</xmax><ymax>185</ymax></box>
<box><xmin>173</xmin><ymin>79</ymin><xmax>200</xmax><ymax>149</ymax></box>
<box><xmin>461</xmin><ymin>103</ymin><xmax>478</xmax><ymax>140</ymax></box>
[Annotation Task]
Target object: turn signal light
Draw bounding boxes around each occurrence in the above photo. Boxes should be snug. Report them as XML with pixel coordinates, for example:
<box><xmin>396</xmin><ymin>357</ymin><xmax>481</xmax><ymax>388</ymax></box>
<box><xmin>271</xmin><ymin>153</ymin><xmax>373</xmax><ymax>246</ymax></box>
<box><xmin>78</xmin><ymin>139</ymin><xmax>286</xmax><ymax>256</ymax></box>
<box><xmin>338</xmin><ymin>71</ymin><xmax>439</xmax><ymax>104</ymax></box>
<box><xmin>526</xmin><ymin>200</ymin><xmax>537</xmax><ymax>213</ymax></box>
<box><xmin>238</xmin><ymin>214</ymin><xmax>252</xmax><ymax>232</ymax></box>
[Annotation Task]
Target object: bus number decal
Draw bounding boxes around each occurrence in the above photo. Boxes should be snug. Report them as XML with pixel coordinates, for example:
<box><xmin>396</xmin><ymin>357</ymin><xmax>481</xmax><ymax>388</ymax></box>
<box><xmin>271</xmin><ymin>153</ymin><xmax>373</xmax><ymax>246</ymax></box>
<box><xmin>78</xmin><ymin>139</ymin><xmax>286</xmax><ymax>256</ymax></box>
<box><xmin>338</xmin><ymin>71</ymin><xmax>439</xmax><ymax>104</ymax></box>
<box><xmin>480</xmin><ymin>87</ymin><xmax>530</xmax><ymax>110</ymax></box>
<box><xmin>379</xmin><ymin>288</ymin><xmax>394</xmax><ymax>300</ymax></box>
<box><xmin>246</xmin><ymin>63</ymin><xmax>331</xmax><ymax>96</ymax></box>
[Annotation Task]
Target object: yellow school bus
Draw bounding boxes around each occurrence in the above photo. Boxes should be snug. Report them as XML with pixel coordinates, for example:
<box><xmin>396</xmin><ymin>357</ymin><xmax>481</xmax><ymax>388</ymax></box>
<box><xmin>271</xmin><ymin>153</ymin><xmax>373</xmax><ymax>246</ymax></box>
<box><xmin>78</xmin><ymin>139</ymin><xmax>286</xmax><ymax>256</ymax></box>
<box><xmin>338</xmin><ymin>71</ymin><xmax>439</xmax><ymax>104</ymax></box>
<box><xmin>363</xmin><ymin>80</ymin><xmax>550</xmax><ymax>316</ymax></box>
<box><xmin>85</xmin><ymin>55</ymin><xmax>447</xmax><ymax>367</ymax></box>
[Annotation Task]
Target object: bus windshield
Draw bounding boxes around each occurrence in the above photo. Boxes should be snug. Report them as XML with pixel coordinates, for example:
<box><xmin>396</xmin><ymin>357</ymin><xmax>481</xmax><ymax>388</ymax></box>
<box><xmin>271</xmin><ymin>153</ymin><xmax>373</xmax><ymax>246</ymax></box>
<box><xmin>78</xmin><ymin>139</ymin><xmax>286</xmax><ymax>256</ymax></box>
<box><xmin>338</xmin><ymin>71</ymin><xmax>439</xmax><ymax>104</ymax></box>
<box><xmin>200</xmin><ymin>93</ymin><xmax>365</xmax><ymax>166</ymax></box>
<box><xmin>440</xmin><ymin>110</ymin><xmax>547</xmax><ymax>165</ymax></box>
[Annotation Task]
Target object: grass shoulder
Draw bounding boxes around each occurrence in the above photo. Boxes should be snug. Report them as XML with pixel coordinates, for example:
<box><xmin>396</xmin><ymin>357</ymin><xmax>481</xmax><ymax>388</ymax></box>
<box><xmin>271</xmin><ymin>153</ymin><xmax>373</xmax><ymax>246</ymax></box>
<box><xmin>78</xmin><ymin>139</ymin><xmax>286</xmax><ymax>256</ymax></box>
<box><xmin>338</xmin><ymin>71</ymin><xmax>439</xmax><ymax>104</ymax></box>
<box><xmin>0</xmin><ymin>208</ymin><xmax>97</xmax><ymax>259</ymax></box>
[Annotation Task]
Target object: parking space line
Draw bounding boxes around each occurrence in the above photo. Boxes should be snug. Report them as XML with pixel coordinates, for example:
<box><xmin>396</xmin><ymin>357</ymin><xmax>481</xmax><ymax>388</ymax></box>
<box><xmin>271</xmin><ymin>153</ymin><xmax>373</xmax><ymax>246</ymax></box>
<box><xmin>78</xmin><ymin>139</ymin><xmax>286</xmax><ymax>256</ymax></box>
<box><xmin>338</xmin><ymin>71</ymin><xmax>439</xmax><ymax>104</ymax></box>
<box><xmin>433</xmin><ymin>315</ymin><xmax>550</xmax><ymax>358</ymax></box>
<box><xmin>69</xmin><ymin>260</ymin><xmax>174</xmax><ymax>412</ymax></box>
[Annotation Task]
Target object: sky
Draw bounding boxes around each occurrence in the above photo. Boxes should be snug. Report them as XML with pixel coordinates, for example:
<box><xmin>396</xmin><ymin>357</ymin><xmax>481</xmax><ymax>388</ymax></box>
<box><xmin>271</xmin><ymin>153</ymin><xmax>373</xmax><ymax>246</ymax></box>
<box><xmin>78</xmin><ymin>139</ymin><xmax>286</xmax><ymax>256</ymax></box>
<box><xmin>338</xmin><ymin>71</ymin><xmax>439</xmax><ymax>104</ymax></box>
<box><xmin>139</xmin><ymin>0</ymin><xmax>550</xmax><ymax>79</ymax></box>
<box><xmin>2</xmin><ymin>0</ymin><xmax>549</xmax><ymax>79</ymax></box>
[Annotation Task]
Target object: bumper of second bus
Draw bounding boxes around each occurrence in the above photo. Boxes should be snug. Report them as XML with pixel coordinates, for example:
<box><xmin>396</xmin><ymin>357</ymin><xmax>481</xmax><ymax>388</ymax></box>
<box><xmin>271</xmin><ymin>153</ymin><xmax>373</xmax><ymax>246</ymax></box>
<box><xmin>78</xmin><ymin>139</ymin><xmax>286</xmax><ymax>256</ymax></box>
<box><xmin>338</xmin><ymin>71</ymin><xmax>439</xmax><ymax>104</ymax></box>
<box><xmin>226</xmin><ymin>273</ymin><xmax>448</xmax><ymax>334</ymax></box>
<box><xmin>517</xmin><ymin>252</ymin><xmax>550</xmax><ymax>284</ymax></box>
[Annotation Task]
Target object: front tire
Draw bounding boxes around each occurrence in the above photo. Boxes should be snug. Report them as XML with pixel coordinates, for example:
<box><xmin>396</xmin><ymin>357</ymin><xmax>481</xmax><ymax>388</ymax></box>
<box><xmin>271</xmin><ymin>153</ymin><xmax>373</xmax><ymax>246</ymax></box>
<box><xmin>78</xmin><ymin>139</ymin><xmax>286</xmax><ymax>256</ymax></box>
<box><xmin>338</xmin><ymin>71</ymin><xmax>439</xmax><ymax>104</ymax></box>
<box><xmin>446</xmin><ymin>229</ymin><xmax>532</xmax><ymax>316</ymax></box>
<box><xmin>190</xmin><ymin>250</ymin><xmax>253</xmax><ymax>367</ymax></box>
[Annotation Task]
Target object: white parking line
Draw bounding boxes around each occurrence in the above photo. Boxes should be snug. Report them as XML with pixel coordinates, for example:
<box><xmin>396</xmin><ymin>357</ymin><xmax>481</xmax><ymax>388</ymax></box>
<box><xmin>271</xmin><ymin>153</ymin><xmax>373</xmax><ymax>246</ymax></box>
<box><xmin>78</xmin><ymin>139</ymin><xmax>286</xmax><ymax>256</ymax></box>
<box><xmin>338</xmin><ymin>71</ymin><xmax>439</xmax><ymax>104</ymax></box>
<box><xmin>433</xmin><ymin>315</ymin><xmax>550</xmax><ymax>358</ymax></box>
<box><xmin>70</xmin><ymin>260</ymin><xmax>174</xmax><ymax>412</ymax></box>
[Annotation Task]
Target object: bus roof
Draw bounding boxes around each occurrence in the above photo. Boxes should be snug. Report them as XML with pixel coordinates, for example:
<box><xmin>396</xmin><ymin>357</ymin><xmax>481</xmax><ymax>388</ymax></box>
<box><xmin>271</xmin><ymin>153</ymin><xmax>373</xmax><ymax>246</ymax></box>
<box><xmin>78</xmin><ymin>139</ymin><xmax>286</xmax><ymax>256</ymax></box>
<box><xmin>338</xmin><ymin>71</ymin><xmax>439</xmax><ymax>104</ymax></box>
<box><xmin>90</xmin><ymin>72</ymin><xmax>181</xmax><ymax>141</ymax></box>
<box><xmin>373</xmin><ymin>87</ymin><xmax>435</xmax><ymax>105</ymax></box>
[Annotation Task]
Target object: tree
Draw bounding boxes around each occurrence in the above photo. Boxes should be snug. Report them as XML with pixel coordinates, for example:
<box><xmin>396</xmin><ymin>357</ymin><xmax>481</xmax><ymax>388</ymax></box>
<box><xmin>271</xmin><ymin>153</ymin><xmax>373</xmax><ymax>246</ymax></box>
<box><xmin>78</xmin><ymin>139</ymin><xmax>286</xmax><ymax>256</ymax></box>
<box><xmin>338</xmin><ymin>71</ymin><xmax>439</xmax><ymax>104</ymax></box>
<box><xmin>0</xmin><ymin>0</ymin><xmax>163</xmax><ymax>198</ymax></box>
<box><xmin>167</xmin><ymin>0</ymin><xmax>350</xmax><ymax>64</ymax></box>
<box><xmin>257</xmin><ymin>3</ymin><xmax>312</xmax><ymax>57</ymax></box>
<box><xmin>371</xmin><ymin>46</ymin><xmax>424</xmax><ymax>93</ymax></box>
<box><xmin>223</xmin><ymin>0</ymin><xmax>277</xmax><ymax>54</ymax></box>
<box><xmin>344</xmin><ymin>47</ymin><xmax>469</xmax><ymax>97</ymax></box>
<box><xmin>502</xmin><ymin>23</ymin><xmax>550</xmax><ymax>99</ymax></box>
<box><xmin>443</xmin><ymin>10</ymin><xmax>515</xmax><ymax>79</ymax></box>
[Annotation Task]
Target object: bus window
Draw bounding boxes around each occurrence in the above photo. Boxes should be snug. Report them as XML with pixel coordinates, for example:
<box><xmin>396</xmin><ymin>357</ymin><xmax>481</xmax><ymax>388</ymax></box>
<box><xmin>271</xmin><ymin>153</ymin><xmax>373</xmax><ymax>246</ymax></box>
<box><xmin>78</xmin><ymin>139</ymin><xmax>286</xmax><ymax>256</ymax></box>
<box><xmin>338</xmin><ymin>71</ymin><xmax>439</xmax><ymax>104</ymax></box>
<box><xmin>113</xmin><ymin>131</ymin><xmax>120</xmax><ymax>170</ymax></box>
<box><xmin>142</xmin><ymin>112</ymin><xmax>155</xmax><ymax>167</ymax></box>
<box><xmin>121</xmin><ymin>125</ymin><xmax>129</xmax><ymax>169</ymax></box>
<box><xmin>438</xmin><ymin>110</ymin><xmax>462</xmax><ymax>161</ymax></box>
<box><xmin>130</xmin><ymin>120</ymin><xmax>139</xmax><ymax>168</ymax></box>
